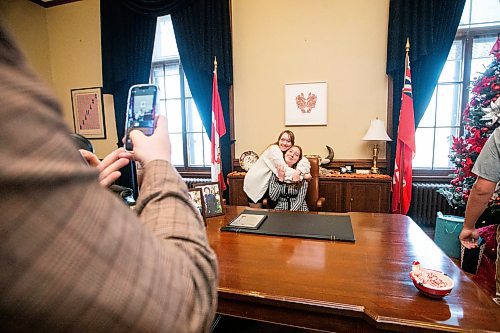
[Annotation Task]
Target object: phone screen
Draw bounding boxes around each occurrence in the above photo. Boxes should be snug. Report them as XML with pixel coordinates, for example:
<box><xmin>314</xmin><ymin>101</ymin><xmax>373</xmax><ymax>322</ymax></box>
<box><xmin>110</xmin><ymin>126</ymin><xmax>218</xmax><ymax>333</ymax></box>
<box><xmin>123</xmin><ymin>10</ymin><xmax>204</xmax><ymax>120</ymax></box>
<box><xmin>125</xmin><ymin>84</ymin><xmax>158</xmax><ymax>150</ymax></box>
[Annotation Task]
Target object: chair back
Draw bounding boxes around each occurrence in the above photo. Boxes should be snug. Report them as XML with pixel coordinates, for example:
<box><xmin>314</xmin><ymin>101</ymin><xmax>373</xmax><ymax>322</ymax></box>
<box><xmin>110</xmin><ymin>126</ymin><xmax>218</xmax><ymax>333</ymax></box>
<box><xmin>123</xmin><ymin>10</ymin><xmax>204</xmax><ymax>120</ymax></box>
<box><xmin>306</xmin><ymin>156</ymin><xmax>320</xmax><ymax>211</ymax></box>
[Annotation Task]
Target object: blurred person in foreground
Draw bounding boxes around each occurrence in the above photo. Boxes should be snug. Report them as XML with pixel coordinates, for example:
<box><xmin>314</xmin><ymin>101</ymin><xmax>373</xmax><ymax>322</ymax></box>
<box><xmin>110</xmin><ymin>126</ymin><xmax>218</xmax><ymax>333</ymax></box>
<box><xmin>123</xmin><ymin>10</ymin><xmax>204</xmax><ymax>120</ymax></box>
<box><xmin>0</xmin><ymin>23</ymin><xmax>217</xmax><ymax>332</ymax></box>
<box><xmin>459</xmin><ymin>126</ymin><xmax>500</xmax><ymax>305</ymax></box>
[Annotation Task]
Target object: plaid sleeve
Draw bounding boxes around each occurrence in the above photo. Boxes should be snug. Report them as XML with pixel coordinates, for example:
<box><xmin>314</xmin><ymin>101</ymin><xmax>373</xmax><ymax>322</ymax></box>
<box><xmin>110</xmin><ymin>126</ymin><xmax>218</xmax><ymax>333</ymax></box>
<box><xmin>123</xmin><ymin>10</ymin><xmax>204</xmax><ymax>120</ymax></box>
<box><xmin>0</xmin><ymin>26</ymin><xmax>217</xmax><ymax>333</ymax></box>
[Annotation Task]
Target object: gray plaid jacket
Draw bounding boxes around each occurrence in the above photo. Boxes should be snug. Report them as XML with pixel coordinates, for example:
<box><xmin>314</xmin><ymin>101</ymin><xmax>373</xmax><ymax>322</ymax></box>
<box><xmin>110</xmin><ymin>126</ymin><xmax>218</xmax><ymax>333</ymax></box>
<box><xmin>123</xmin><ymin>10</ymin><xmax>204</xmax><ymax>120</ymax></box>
<box><xmin>0</xmin><ymin>26</ymin><xmax>217</xmax><ymax>332</ymax></box>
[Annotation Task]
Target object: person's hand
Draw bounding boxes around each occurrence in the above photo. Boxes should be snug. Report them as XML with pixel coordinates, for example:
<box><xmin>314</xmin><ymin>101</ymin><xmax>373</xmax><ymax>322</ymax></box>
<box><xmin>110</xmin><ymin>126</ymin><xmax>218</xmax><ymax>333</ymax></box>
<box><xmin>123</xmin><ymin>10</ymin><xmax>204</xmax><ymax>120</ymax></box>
<box><xmin>303</xmin><ymin>173</ymin><xmax>312</xmax><ymax>181</ymax></box>
<box><xmin>79</xmin><ymin>149</ymin><xmax>100</xmax><ymax>167</ymax></box>
<box><xmin>80</xmin><ymin>148</ymin><xmax>133</xmax><ymax>187</ymax></box>
<box><xmin>292</xmin><ymin>169</ymin><xmax>301</xmax><ymax>182</ymax></box>
<box><xmin>129</xmin><ymin>116</ymin><xmax>171</xmax><ymax>165</ymax></box>
<box><xmin>99</xmin><ymin>148</ymin><xmax>133</xmax><ymax>187</ymax></box>
<box><xmin>277</xmin><ymin>165</ymin><xmax>285</xmax><ymax>182</ymax></box>
<box><xmin>459</xmin><ymin>226</ymin><xmax>480</xmax><ymax>249</ymax></box>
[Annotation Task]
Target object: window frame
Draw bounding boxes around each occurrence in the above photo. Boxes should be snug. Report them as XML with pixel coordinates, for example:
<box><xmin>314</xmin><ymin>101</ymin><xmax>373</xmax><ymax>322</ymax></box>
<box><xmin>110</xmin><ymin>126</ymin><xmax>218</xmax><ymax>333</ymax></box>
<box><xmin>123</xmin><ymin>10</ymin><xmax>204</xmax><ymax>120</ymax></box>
<box><xmin>412</xmin><ymin>26</ymin><xmax>500</xmax><ymax>180</ymax></box>
<box><xmin>151</xmin><ymin>58</ymin><xmax>211</xmax><ymax>178</ymax></box>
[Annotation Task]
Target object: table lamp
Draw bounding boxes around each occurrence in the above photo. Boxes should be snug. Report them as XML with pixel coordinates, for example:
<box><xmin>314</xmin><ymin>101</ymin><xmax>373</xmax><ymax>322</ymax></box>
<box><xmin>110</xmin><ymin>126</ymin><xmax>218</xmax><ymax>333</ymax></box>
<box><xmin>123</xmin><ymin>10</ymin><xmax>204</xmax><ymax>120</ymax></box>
<box><xmin>362</xmin><ymin>118</ymin><xmax>392</xmax><ymax>174</ymax></box>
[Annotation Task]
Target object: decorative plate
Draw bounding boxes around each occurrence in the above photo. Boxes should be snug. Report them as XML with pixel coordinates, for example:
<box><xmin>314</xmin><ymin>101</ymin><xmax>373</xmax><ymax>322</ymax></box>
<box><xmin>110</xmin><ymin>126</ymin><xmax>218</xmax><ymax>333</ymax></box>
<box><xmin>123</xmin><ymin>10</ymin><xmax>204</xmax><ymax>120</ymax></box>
<box><xmin>409</xmin><ymin>261</ymin><xmax>454</xmax><ymax>299</ymax></box>
<box><xmin>239</xmin><ymin>151</ymin><xmax>259</xmax><ymax>171</ymax></box>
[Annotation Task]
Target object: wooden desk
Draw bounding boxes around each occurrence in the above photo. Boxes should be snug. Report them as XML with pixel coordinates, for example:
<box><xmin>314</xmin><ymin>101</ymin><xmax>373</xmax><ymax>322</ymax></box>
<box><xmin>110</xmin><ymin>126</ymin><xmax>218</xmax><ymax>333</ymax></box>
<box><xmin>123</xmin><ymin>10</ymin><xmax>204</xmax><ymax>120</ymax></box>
<box><xmin>207</xmin><ymin>206</ymin><xmax>500</xmax><ymax>332</ymax></box>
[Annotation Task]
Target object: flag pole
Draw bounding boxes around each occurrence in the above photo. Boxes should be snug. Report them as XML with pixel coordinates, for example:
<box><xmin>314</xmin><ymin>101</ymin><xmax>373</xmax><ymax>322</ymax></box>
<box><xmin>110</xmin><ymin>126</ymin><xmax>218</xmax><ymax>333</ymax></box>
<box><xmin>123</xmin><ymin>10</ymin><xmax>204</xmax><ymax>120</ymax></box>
<box><xmin>399</xmin><ymin>38</ymin><xmax>410</xmax><ymax>214</ymax></box>
<box><xmin>211</xmin><ymin>55</ymin><xmax>227</xmax><ymax>191</ymax></box>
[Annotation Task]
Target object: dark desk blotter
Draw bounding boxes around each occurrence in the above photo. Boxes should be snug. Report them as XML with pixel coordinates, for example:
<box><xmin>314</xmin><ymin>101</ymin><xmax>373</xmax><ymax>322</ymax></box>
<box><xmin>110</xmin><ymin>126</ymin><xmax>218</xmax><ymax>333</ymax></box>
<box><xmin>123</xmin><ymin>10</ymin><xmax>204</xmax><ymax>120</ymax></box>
<box><xmin>221</xmin><ymin>210</ymin><xmax>355</xmax><ymax>242</ymax></box>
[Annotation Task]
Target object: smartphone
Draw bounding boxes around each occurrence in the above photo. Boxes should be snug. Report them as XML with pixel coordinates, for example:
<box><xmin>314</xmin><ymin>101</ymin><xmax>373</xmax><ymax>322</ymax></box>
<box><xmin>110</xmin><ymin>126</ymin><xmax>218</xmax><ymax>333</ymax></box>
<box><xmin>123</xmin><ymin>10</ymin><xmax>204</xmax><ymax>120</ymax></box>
<box><xmin>124</xmin><ymin>84</ymin><xmax>159</xmax><ymax>150</ymax></box>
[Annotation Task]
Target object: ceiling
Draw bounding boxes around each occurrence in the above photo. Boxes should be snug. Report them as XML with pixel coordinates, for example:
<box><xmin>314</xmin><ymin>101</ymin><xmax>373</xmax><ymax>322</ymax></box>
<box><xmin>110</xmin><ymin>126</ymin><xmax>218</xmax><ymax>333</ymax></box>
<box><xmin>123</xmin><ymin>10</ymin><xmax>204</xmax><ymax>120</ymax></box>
<box><xmin>29</xmin><ymin>0</ymin><xmax>82</xmax><ymax>8</ymax></box>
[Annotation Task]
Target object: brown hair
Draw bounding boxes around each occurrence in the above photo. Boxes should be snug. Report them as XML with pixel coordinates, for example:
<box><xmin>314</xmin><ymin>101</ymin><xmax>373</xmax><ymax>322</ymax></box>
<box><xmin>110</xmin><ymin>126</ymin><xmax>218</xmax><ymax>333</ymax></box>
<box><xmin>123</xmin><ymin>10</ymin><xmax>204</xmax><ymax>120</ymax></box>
<box><xmin>286</xmin><ymin>145</ymin><xmax>303</xmax><ymax>168</ymax></box>
<box><xmin>274</xmin><ymin>130</ymin><xmax>295</xmax><ymax>146</ymax></box>
<box><xmin>263</xmin><ymin>130</ymin><xmax>296</xmax><ymax>155</ymax></box>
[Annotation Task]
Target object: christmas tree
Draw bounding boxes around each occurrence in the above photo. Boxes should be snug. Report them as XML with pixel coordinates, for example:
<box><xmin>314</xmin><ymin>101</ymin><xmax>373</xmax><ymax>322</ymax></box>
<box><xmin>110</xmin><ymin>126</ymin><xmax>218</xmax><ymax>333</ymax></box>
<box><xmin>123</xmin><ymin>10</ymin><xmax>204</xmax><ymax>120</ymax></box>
<box><xmin>439</xmin><ymin>36</ymin><xmax>500</xmax><ymax>218</ymax></box>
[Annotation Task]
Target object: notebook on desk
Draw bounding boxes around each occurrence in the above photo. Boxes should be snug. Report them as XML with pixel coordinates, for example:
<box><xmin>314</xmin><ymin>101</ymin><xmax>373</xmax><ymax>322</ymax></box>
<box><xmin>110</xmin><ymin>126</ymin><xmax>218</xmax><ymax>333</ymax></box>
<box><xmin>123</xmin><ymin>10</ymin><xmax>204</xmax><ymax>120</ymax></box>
<box><xmin>221</xmin><ymin>210</ymin><xmax>355</xmax><ymax>242</ymax></box>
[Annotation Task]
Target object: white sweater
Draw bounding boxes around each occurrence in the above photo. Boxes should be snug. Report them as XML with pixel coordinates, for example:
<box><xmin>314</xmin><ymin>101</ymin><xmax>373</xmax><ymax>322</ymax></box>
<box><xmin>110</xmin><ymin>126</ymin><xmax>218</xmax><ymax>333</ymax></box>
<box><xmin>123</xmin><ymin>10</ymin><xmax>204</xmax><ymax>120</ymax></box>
<box><xmin>243</xmin><ymin>145</ymin><xmax>311</xmax><ymax>202</ymax></box>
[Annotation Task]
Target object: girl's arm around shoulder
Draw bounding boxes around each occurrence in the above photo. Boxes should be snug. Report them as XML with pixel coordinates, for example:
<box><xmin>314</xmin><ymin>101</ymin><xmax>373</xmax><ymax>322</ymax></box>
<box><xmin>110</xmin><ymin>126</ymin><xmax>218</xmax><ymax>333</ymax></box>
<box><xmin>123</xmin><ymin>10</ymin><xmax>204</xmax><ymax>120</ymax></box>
<box><xmin>296</xmin><ymin>157</ymin><xmax>311</xmax><ymax>174</ymax></box>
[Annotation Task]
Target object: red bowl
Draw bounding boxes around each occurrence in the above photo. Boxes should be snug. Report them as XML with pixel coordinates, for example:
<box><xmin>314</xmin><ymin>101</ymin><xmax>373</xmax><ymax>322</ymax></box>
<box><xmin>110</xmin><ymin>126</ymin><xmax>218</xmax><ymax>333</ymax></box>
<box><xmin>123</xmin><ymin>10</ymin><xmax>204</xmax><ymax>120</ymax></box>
<box><xmin>409</xmin><ymin>268</ymin><xmax>454</xmax><ymax>299</ymax></box>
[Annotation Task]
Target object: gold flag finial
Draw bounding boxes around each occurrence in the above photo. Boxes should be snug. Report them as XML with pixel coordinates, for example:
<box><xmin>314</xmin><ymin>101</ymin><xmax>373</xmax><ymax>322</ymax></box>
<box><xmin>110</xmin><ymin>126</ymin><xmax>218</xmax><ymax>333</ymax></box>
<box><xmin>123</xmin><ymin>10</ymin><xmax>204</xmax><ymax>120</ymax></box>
<box><xmin>214</xmin><ymin>56</ymin><xmax>218</xmax><ymax>72</ymax></box>
<box><xmin>404</xmin><ymin>38</ymin><xmax>410</xmax><ymax>69</ymax></box>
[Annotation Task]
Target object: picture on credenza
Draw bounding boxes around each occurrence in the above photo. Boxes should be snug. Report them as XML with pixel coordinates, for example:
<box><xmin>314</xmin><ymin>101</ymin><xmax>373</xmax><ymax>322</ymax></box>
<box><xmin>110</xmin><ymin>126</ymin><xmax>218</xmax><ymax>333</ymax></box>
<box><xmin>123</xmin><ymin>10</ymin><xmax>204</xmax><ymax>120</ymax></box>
<box><xmin>194</xmin><ymin>182</ymin><xmax>224</xmax><ymax>217</ymax></box>
<box><xmin>187</xmin><ymin>188</ymin><xmax>206</xmax><ymax>225</ymax></box>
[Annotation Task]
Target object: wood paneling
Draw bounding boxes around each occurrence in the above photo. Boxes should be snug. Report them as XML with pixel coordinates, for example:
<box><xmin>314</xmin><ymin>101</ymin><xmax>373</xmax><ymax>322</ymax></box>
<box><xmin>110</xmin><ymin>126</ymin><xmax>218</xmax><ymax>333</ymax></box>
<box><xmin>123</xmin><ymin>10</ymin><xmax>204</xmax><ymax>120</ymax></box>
<box><xmin>346</xmin><ymin>181</ymin><xmax>390</xmax><ymax>213</ymax></box>
<box><xmin>233</xmin><ymin>158</ymin><xmax>388</xmax><ymax>172</ymax></box>
<box><xmin>228</xmin><ymin>174</ymin><xmax>248</xmax><ymax>206</ymax></box>
<box><xmin>229</xmin><ymin>172</ymin><xmax>391</xmax><ymax>213</ymax></box>
<box><xmin>319</xmin><ymin>180</ymin><xmax>343</xmax><ymax>212</ymax></box>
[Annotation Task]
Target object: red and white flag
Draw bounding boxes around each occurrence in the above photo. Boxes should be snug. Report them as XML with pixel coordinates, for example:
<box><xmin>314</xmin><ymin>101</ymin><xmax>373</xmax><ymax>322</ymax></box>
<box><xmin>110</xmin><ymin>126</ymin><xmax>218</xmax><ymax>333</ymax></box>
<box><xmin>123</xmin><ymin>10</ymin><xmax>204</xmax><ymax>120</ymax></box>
<box><xmin>211</xmin><ymin>60</ymin><xmax>227</xmax><ymax>191</ymax></box>
<box><xmin>392</xmin><ymin>53</ymin><xmax>416</xmax><ymax>214</ymax></box>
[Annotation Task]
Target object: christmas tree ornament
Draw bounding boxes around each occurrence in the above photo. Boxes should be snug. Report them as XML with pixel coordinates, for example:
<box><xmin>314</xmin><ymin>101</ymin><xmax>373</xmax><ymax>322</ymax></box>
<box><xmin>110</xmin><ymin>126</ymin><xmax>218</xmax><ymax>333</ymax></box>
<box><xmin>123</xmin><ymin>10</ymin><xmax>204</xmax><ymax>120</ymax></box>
<box><xmin>480</xmin><ymin>98</ymin><xmax>500</xmax><ymax>125</ymax></box>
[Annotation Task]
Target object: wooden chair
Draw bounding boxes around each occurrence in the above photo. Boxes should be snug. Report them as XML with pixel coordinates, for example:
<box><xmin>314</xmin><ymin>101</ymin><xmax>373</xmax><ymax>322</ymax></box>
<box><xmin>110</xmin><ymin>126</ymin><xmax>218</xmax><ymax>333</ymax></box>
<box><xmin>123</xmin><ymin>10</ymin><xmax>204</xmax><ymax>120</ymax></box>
<box><xmin>262</xmin><ymin>156</ymin><xmax>325</xmax><ymax>211</ymax></box>
<box><xmin>305</xmin><ymin>156</ymin><xmax>326</xmax><ymax>211</ymax></box>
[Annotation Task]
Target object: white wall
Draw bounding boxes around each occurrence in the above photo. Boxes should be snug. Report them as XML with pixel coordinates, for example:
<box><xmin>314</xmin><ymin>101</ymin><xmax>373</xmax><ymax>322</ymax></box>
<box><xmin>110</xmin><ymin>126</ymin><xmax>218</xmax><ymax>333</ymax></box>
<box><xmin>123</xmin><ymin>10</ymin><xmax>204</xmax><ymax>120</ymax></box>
<box><xmin>232</xmin><ymin>0</ymin><xmax>390</xmax><ymax>160</ymax></box>
<box><xmin>2</xmin><ymin>0</ymin><xmax>391</xmax><ymax>162</ymax></box>
<box><xmin>0</xmin><ymin>0</ymin><xmax>52</xmax><ymax>84</ymax></box>
<box><xmin>1</xmin><ymin>0</ymin><xmax>117</xmax><ymax>158</ymax></box>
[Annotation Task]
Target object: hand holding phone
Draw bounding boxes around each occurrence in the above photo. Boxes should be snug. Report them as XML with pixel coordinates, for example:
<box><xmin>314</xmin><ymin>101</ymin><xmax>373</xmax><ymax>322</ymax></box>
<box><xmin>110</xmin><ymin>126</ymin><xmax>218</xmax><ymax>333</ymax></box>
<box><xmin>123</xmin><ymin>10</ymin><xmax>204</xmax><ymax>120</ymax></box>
<box><xmin>124</xmin><ymin>84</ymin><xmax>159</xmax><ymax>150</ymax></box>
<box><xmin>129</xmin><ymin>115</ymin><xmax>171</xmax><ymax>165</ymax></box>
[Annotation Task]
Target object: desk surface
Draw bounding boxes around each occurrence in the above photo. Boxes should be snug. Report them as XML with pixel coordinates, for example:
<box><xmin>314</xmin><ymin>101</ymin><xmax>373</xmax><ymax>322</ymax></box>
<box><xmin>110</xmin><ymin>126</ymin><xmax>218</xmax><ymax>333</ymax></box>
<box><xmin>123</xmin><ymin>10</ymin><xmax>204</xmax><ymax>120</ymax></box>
<box><xmin>207</xmin><ymin>206</ymin><xmax>500</xmax><ymax>332</ymax></box>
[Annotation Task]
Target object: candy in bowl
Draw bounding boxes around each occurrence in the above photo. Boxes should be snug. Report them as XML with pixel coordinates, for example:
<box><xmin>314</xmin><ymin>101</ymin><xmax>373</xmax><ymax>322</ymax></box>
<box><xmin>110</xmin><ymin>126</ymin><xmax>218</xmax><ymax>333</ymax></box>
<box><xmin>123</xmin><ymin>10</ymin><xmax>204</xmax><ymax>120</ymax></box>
<box><xmin>409</xmin><ymin>261</ymin><xmax>454</xmax><ymax>299</ymax></box>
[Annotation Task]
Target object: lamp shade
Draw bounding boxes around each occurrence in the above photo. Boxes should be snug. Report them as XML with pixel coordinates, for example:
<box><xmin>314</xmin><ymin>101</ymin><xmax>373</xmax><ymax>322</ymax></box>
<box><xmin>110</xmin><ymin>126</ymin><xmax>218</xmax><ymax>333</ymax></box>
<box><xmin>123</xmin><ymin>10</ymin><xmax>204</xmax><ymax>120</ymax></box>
<box><xmin>362</xmin><ymin>119</ymin><xmax>392</xmax><ymax>141</ymax></box>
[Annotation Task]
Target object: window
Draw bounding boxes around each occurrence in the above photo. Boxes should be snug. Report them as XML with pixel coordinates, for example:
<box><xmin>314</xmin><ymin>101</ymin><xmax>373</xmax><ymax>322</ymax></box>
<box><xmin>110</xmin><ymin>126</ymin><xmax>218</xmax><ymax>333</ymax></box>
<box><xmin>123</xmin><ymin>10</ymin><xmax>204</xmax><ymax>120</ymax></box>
<box><xmin>151</xmin><ymin>15</ymin><xmax>211</xmax><ymax>172</ymax></box>
<box><xmin>413</xmin><ymin>0</ymin><xmax>500</xmax><ymax>170</ymax></box>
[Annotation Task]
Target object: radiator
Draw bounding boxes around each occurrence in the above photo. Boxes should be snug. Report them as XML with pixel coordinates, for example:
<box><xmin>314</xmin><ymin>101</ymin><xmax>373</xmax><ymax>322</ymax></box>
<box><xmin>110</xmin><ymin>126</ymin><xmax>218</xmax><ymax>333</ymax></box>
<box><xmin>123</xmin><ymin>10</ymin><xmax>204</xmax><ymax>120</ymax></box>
<box><xmin>183</xmin><ymin>177</ymin><xmax>211</xmax><ymax>188</ymax></box>
<box><xmin>408</xmin><ymin>183</ymin><xmax>464</xmax><ymax>226</ymax></box>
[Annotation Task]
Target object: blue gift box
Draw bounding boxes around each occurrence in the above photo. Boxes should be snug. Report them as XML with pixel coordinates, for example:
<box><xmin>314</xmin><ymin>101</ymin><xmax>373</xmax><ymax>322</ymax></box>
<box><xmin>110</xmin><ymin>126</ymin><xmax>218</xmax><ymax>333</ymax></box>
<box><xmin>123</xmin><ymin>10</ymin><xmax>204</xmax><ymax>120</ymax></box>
<box><xmin>434</xmin><ymin>212</ymin><xmax>464</xmax><ymax>259</ymax></box>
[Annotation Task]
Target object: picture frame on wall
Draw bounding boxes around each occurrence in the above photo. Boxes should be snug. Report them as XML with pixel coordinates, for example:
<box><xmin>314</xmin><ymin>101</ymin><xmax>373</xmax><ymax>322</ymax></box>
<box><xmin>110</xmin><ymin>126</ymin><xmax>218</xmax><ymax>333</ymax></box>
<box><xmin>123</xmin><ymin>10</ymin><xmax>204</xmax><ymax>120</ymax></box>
<box><xmin>285</xmin><ymin>82</ymin><xmax>327</xmax><ymax>126</ymax></box>
<box><xmin>71</xmin><ymin>87</ymin><xmax>106</xmax><ymax>139</ymax></box>
<box><xmin>194</xmin><ymin>182</ymin><xmax>224</xmax><ymax>218</ymax></box>
<box><xmin>187</xmin><ymin>188</ymin><xmax>206</xmax><ymax>225</ymax></box>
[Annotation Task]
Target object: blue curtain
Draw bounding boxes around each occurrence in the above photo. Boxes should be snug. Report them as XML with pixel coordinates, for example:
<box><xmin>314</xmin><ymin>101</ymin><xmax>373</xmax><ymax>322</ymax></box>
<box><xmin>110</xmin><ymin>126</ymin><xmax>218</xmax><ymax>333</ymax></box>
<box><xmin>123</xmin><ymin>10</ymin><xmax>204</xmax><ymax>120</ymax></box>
<box><xmin>386</xmin><ymin>0</ymin><xmax>466</xmax><ymax>174</ymax></box>
<box><xmin>101</xmin><ymin>0</ymin><xmax>157</xmax><ymax>195</ymax></box>
<box><xmin>171</xmin><ymin>0</ymin><xmax>233</xmax><ymax>188</ymax></box>
<box><xmin>100</xmin><ymin>0</ymin><xmax>233</xmax><ymax>194</ymax></box>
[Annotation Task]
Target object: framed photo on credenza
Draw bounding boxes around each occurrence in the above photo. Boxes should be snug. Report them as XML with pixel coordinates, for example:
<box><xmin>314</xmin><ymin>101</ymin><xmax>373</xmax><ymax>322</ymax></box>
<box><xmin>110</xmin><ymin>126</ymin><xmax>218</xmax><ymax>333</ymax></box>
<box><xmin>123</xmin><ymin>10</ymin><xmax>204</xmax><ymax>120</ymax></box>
<box><xmin>194</xmin><ymin>182</ymin><xmax>224</xmax><ymax>218</ymax></box>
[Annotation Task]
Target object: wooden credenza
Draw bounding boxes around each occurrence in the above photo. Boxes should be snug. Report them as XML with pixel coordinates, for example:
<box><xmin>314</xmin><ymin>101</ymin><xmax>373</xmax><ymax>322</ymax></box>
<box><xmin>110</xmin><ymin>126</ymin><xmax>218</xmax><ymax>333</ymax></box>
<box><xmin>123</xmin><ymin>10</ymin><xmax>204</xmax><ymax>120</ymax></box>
<box><xmin>228</xmin><ymin>172</ymin><xmax>391</xmax><ymax>213</ymax></box>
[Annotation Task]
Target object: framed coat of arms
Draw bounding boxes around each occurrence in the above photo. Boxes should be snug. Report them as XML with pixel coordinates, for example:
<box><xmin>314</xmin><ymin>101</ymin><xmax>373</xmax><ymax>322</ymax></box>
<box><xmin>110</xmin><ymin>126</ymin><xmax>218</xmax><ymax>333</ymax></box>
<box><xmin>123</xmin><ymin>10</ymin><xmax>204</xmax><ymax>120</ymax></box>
<box><xmin>285</xmin><ymin>82</ymin><xmax>327</xmax><ymax>126</ymax></box>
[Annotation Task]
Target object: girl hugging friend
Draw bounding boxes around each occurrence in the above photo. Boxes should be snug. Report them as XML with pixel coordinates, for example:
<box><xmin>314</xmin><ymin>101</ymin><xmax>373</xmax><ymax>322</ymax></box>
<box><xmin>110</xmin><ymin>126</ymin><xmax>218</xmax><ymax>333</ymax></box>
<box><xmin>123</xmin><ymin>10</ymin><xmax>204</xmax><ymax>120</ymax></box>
<box><xmin>243</xmin><ymin>130</ymin><xmax>311</xmax><ymax>208</ymax></box>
